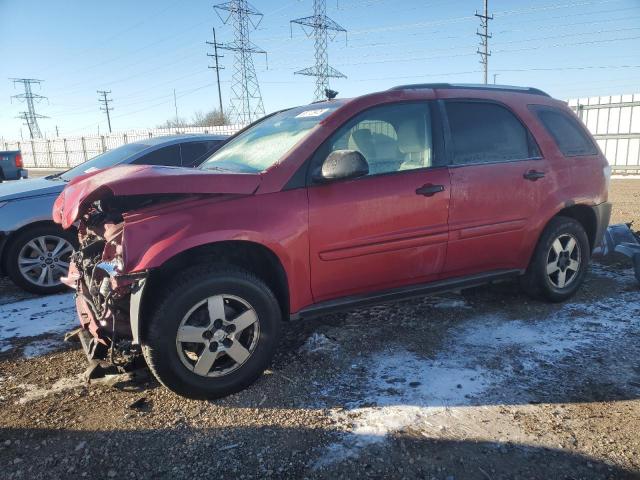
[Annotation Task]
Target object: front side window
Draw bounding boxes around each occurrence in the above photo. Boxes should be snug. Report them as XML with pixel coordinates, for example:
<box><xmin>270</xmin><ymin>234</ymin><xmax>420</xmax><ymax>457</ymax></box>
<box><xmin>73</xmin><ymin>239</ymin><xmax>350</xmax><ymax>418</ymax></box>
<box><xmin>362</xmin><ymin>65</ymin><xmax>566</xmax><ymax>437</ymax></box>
<box><xmin>322</xmin><ymin>102</ymin><xmax>433</xmax><ymax>176</ymax></box>
<box><xmin>531</xmin><ymin>105</ymin><xmax>597</xmax><ymax>157</ymax></box>
<box><xmin>445</xmin><ymin>101</ymin><xmax>540</xmax><ymax>165</ymax></box>
<box><xmin>200</xmin><ymin>103</ymin><xmax>343</xmax><ymax>173</ymax></box>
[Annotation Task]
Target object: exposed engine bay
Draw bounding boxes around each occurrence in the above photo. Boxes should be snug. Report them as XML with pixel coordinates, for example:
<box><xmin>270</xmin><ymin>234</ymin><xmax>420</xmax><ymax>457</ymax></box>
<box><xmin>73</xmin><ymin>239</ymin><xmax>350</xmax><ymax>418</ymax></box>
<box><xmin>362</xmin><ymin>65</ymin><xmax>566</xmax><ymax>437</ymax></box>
<box><xmin>64</xmin><ymin>195</ymin><xmax>182</xmax><ymax>376</ymax></box>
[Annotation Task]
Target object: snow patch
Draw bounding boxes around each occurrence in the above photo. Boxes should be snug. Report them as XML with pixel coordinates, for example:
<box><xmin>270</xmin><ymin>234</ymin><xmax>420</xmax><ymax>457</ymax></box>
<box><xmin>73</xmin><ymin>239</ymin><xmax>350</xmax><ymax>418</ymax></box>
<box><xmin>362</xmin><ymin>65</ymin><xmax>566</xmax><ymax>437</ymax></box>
<box><xmin>0</xmin><ymin>293</ymin><xmax>76</xmax><ymax>355</ymax></box>
<box><xmin>17</xmin><ymin>374</ymin><xmax>85</xmax><ymax>404</ymax></box>
<box><xmin>22</xmin><ymin>338</ymin><xmax>64</xmax><ymax>358</ymax></box>
<box><xmin>300</xmin><ymin>333</ymin><xmax>339</xmax><ymax>354</ymax></box>
<box><xmin>316</xmin><ymin>267</ymin><xmax>640</xmax><ymax>467</ymax></box>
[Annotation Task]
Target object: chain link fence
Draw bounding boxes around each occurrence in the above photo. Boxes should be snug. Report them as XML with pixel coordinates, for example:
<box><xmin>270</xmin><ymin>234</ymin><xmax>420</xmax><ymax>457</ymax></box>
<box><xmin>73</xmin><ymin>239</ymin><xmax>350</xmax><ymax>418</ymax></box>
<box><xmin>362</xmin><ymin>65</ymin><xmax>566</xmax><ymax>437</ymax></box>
<box><xmin>1</xmin><ymin>125</ymin><xmax>243</xmax><ymax>169</ymax></box>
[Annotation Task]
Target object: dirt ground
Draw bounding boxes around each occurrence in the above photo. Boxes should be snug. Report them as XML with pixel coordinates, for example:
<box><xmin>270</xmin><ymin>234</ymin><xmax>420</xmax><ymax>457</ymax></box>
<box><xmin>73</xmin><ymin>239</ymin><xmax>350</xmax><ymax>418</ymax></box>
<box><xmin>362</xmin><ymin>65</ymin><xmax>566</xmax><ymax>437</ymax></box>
<box><xmin>0</xmin><ymin>179</ymin><xmax>639</xmax><ymax>480</ymax></box>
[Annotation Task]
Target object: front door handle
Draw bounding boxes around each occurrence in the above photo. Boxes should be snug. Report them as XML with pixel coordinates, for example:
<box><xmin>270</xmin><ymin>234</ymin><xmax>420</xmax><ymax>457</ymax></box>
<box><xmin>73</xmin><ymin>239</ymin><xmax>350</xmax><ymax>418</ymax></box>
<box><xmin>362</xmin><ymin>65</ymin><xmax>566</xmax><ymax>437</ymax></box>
<box><xmin>523</xmin><ymin>170</ymin><xmax>545</xmax><ymax>181</ymax></box>
<box><xmin>416</xmin><ymin>184</ymin><xmax>445</xmax><ymax>196</ymax></box>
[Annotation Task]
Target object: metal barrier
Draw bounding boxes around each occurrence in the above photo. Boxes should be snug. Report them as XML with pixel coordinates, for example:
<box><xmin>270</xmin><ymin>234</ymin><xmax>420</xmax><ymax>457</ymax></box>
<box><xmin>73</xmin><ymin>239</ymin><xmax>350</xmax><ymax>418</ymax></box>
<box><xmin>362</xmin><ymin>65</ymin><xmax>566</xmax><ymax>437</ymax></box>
<box><xmin>569</xmin><ymin>94</ymin><xmax>640</xmax><ymax>175</ymax></box>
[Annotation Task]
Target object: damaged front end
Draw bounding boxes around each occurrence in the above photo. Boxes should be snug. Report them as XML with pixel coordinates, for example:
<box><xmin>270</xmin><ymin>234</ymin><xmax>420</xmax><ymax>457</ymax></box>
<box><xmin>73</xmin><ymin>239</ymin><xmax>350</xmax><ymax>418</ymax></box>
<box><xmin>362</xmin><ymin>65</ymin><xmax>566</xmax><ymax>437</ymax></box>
<box><xmin>52</xmin><ymin>164</ymin><xmax>263</xmax><ymax>379</ymax></box>
<box><xmin>62</xmin><ymin>196</ymin><xmax>154</xmax><ymax>378</ymax></box>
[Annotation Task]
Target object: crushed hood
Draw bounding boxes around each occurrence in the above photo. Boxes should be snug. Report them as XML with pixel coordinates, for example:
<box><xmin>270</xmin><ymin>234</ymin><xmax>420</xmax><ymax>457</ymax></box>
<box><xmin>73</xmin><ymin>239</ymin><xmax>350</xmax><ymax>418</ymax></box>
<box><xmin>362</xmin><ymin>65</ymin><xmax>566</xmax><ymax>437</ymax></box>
<box><xmin>53</xmin><ymin>164</ymin><xmax>261</xmax><ymax>229</ymax></box>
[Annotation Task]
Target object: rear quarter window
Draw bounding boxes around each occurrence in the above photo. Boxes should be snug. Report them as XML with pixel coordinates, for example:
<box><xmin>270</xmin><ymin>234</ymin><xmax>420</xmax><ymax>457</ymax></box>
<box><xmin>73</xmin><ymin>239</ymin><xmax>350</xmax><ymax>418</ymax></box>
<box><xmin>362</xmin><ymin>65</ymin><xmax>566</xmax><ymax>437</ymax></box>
<box><xmin>530</xmin><ymin>105</ymin><xmax>597</xmax><ymax>157</ymax></box>
<box><xmin>444</xmin><ymin>101</ymin><xmax>540</xmax><ymax>165</ymax></box>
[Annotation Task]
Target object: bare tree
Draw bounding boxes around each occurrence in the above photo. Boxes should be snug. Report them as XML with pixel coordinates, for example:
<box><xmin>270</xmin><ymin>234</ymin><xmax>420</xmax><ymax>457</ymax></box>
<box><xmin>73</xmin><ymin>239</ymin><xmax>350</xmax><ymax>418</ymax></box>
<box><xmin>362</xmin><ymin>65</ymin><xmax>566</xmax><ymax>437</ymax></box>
<box><xmin>191</xmin><ymin>109</ymin><xmax>230</xmax><ymax>127</ymax></box>
<box><xmin>159</xmin><ymin>109</ymin><xmax>230</xmax><ymax>129</ymax></box>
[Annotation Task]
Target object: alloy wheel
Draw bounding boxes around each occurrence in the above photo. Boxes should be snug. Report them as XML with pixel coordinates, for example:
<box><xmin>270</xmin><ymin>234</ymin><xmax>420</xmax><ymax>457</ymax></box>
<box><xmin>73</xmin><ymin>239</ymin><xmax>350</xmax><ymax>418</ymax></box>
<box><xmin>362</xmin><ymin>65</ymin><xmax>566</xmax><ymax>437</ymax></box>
<box><xmin>546</xmin><ymin>233</ymin><xmax>581</xmax><ymax>289</ymax></box>
<box><xmin>17</xmin><ymin>235</ymin><xmax>74</xmax><ymax>288</ymax></box>
<box><xmin>175</xmin><ymin>294</ymin><xmax>260</xmax><ymax>377</ymax></box>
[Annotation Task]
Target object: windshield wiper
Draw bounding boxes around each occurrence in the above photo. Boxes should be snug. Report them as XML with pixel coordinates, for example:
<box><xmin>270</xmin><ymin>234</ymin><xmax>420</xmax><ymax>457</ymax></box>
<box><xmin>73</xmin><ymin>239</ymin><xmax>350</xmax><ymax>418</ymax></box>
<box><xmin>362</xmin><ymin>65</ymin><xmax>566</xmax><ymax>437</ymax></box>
<box><xmin>202</xmin><ymin>165</ymin><xmax>233</xmax><ymax>172</ymax></box>
<box><xmin>46</xmin><ymin>172</ymin><xmax>66</xmax><ymax>181</ymax></box>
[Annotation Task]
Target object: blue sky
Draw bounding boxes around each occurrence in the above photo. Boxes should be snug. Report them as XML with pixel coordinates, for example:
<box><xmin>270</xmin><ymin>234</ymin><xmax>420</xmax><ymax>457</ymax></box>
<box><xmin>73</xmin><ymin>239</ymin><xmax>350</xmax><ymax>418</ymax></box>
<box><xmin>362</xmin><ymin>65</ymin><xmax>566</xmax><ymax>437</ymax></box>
<box><xmin>1</xmin><ymin>0</ymin><xmax>639</xmax><ymax>140</ymax></box>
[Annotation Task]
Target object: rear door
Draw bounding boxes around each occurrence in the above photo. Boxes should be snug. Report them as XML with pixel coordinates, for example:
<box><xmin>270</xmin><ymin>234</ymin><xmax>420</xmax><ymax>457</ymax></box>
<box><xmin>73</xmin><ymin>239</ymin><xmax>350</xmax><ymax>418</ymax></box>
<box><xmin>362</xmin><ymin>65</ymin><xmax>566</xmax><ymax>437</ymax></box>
<box><xmin>441</xmin><ymin>100</ymin><xmax>549</xmax><ymax>277</ymax></box>
<box><xmin>307</xmin><ymin>101</ymin><xmax>451</xmax><ymax>302</ymax></box>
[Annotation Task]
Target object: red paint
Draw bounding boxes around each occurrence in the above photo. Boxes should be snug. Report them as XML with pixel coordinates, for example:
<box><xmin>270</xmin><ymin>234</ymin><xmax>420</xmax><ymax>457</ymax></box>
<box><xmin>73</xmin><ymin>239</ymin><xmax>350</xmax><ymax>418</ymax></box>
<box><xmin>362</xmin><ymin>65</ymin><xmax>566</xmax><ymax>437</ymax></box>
<box><xmin>54</xmin><ymin>86</ymin><xmax>609</xmax><ymax>318</ymax></box>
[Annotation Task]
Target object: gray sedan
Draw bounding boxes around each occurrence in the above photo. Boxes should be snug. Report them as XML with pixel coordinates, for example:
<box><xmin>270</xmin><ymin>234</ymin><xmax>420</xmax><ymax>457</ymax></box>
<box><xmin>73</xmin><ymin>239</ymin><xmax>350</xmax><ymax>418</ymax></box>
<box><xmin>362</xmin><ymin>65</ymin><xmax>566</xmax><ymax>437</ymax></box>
<box><xmin>0</xmin><ymin>134</ymin><xmax>227</xmax><ymax>294</ymax></box>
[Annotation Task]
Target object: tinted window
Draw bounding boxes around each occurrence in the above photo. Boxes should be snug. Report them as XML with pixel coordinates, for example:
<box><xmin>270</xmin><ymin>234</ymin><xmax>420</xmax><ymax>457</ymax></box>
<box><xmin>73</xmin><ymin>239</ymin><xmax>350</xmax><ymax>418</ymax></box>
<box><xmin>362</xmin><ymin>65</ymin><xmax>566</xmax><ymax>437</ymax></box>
<box><xmin>180</xmin><ymin>141</ymin><xmax>222</xmax><ymax>167</ymax></box>
<box><xmin>133</xmin><ymin>144</ymin><xmax>181</xmax><ymax>166</ymax></box>
<box><xmin>531</xmin><ymin>106</ymin><xmax>597</xmax><ymax>157</ymax></box>
<box><xmin>445</xmin><ymin>101</ymin><xmax>540</xmax><ymax>165</ymax></box>
<box><xmin>323</xmin><ymin>102</ymin><xmax>433</xmax><ymax>176</ymax></box>
<box><xmin>60</xmin><ymin>143</ymin><xmax>149</xmax><ymax>181</ymax></box>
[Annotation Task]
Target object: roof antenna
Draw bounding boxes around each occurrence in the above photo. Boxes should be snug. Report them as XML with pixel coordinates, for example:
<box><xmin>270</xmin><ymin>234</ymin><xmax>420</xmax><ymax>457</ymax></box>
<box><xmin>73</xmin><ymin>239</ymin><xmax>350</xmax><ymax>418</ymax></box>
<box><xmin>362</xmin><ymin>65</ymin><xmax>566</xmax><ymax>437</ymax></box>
<box><xmin>325</xmin><ymin>88</ymin><xmax>338</xmax><ymax>100</ymax></box>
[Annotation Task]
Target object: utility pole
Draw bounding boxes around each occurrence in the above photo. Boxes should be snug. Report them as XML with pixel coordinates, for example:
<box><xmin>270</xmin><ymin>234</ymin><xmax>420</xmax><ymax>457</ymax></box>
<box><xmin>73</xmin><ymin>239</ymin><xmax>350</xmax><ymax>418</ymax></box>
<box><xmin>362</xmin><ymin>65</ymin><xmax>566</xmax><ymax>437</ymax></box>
<box><xmin>493</xmin><ymin>73</ymin><xmax>498</xmax><ymax>84</ymax></box>
<box><xmin>10</xmin><ymin>78</ymin><xmax>48</xmax><ymax>139</ymax></box>
<box><xmin>475</xmin><ymin>0</ymin><xmax>493</xmax><ymax>84</ymax></box>
<box><xmin>214</xmin><ymin>0</ymin><xmax>267</xmax><ymax>124</ymax></box>
<box><xmin>291</xmin><ymin>0</ymin><xmax>347</xmax><ymax>101</ymax></box>
<box><xmin>97</xmin><ymin>90</ymin><xmax>114</xmax><ymax>133</ymax></box>
<box><xmin>206</xmin><ymin>26</ymin><xmax>225</xmax><ymax>115</ymax></box>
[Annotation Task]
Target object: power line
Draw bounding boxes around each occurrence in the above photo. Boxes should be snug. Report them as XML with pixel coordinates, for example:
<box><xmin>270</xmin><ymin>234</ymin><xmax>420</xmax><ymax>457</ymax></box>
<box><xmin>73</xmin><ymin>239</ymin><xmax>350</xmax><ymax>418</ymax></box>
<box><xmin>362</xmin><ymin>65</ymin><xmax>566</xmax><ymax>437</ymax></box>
<box><xmin>97</xmin><ymin>90</ymin><xmax>114</xmax><ymax>133</ymax></box>
<box><xmin>291</xmin><ymin>0</ymin><xmax>347</xmax><ymax>101</ymax></box>
<box><xmin>206</xmin><ymin>26</ymin><xmax>225</xmax><ymax>115</ymax></box>
<box><xmin>214</xmin><ymin>0</ymin><xmax>267</xmax><ymax>124</ymax></box>
<box><xmin>10</xmin><ymin>78</ymin><xmax>48</xmax><ymax>139</ymax></box>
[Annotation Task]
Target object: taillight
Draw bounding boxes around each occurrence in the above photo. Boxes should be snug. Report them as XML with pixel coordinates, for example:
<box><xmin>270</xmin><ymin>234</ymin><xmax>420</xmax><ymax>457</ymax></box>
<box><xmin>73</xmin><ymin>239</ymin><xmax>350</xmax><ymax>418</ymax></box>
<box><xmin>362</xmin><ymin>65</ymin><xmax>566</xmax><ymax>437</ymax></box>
<box><xmin>14</xmin><ymin>153</ymin><xmax>23</xmax><ymax>169</ymax></box>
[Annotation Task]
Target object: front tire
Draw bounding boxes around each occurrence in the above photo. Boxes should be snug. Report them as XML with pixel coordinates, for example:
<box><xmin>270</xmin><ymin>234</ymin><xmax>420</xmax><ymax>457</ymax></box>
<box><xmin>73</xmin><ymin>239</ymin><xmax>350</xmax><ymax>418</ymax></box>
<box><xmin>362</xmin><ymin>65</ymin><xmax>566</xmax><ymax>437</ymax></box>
<box><xmin>5</xmin><ymin>224</ymin><xmax>77</xmax><ymax>295</ymax></box>
<box><xmin>142</xmin><ymin>264</ymin><xmax>282</xmax><ymax>399</ymax></box>
<box><xmin>521</xmin><ymin>216</ymin><xmax>590</xmax><ymax>302</ymax></box>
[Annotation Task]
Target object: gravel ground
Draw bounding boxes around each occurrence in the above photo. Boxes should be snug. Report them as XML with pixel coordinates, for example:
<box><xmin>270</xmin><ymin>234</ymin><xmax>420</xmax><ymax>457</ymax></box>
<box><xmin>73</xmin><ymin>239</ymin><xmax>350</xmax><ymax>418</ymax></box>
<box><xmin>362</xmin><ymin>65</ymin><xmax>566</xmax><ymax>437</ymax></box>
<box><xmin>0</xmin><ymin>179</ymin><xmax>638</xmax><ymax>480</ymax></box>
<box><xmin>609</xmin><ymin>179</ymin><xmax>640</xmax><ymax>226</ymax></box>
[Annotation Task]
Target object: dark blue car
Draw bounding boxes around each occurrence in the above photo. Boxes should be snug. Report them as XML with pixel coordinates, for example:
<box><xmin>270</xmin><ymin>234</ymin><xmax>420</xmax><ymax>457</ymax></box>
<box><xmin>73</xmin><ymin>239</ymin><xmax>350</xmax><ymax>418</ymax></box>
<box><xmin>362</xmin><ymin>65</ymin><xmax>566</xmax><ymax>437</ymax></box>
<box><xmin>0</xmin><ymin>134</ymin><xmax>227</xmax><ymax>294</ymax></box>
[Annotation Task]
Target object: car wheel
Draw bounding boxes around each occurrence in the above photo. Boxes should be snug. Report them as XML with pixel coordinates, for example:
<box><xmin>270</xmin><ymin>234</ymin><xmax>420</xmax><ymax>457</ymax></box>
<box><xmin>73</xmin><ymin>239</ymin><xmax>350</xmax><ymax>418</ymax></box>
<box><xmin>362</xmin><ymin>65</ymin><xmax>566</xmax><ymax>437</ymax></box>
<box><xmin>142</xmin><ymin>264</ymin><xmax>282</xmax><ymax>399</ymax></box>
<box><xmin>5</xmin><ymin>224</ymin><xmax>77</xmax><ymax>294</ymax></box>
<box><xmin>520</xmin><ymin>216</ymin><xmax>590</xmax><ymax>302</ymax></box>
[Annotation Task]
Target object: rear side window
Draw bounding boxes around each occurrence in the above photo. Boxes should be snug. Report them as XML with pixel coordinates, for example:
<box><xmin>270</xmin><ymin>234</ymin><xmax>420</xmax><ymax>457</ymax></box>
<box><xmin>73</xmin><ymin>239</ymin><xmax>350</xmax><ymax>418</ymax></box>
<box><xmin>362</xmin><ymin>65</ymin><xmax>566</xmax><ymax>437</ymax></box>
<box><xmin>133</xmin><ymin>145</ymin><xmax>181</xmax><ymax>166</ymax></box>
<box><xmin>444</xmin><ymin>101</ymin><xmax>540</xmax><ymax>165</ymax></box>
<box><xmin>531</xmin><ymin>106</ymin><xmax>597</xmax><ymax>157</ymax></box>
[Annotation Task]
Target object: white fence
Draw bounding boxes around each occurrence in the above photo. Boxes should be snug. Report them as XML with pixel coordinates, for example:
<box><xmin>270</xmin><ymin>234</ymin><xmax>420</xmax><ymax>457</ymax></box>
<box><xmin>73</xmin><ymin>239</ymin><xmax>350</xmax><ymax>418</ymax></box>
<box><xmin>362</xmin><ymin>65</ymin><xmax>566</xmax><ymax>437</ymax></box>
<box><xmin>4</xmin><ymin>93</ymin><xmax>640</xmax><ymax>172</ymax></box>
<box><xmin>569</xmin><ymin>94</ymin><xmax>640</xmax><ymax>174</ymax></box>
<box><xmin>1</xmin><ymin>125</ymin><xmax>243</xmax><ymax>169</ymax></box>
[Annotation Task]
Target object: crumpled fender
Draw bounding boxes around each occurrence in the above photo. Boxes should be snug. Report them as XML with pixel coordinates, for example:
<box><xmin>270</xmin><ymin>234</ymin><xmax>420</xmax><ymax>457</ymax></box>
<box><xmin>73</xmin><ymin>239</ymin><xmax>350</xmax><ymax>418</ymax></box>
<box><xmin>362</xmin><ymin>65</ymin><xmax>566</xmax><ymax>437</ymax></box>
<box><xmin>52</xmin><ymin>164</ymin><xmax>261</xmax><ymax>228</ymax></box>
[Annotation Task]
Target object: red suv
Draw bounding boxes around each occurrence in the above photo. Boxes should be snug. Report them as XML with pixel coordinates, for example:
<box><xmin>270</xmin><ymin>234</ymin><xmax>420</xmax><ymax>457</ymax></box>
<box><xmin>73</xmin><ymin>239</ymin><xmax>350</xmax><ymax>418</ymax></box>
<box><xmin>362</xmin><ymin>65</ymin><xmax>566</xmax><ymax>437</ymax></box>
<box><xmin>54</xmin><ymin>84</ymin><xmax>611</xmax><ymax>399</ymax></box>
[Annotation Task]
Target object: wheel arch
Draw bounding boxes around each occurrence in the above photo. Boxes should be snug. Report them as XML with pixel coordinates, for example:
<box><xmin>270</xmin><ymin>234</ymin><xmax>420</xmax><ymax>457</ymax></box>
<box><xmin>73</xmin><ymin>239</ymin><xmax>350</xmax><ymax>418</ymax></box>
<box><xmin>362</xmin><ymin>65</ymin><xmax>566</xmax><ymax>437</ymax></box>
<box><xmin>140</xmin><ymin>240</ymin><xmax>290</xmax><ymax>335</ymax></box>
<box><xmin>552</xmin><ymin>204</ymin><xmax>597</xmax><ymax>251</ymax></box>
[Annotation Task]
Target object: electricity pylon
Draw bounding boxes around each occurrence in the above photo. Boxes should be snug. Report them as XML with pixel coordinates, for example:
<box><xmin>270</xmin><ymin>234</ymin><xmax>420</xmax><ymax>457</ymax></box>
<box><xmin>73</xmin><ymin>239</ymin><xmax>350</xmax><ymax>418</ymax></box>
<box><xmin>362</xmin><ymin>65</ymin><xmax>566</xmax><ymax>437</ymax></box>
<box><xmin>10</xmin><ymin>78</ymin><xmax>48</xmax><ymax>138</ymax></box>
<box><xmin>214</xmin><ymin>0</ymin><xmax>267</xmax><ymax>124</ymax></box>
<box><xmin>291</xmin><ymin>0</ymin><xmax>347</xmax><ymax>101</ymax></box>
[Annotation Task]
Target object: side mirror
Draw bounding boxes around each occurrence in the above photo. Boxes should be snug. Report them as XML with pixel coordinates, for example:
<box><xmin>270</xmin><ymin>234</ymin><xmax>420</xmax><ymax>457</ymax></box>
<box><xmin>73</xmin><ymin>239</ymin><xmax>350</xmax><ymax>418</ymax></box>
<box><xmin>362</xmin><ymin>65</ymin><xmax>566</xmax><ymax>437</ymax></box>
<box><xmin>314</xmin><ymin>150</ymin><xmax>369</xmax><ymax>183</ymax></box>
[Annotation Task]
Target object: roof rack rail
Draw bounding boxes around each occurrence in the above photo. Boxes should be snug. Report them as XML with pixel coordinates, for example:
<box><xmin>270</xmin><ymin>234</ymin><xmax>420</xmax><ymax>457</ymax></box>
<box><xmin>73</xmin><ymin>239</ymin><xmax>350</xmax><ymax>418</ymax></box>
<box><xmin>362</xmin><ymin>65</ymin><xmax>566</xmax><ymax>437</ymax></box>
<box><xmin>389</xmin><ymin>83</ymin><xmax>551</xmax><ymax>97</ymax></box>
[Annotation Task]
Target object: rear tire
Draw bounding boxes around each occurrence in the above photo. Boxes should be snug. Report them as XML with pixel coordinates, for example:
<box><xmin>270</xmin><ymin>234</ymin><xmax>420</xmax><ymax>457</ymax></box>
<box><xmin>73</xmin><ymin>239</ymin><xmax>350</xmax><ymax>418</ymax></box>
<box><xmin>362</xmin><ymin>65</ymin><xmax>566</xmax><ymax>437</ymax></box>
<box><xmin>142</xmin><ymin>264</ymin><xmax>282</xmax><ymax>399</ymax></box>
<box><xmin>520</xmin><ymin>216</ymin><xmax>590</xmax><ymax>302</ymax></box>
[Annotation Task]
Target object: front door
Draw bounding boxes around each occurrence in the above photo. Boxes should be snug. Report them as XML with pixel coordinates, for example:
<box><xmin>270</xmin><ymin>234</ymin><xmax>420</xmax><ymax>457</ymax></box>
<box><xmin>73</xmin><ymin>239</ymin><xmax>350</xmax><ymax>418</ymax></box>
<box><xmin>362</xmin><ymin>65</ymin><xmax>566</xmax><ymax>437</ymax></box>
<box><xmin>307</xmin><ymin>101</ymin><xmax>451</xmax><ymax>302</ymax></box>
<box><xmin>441</xmin><ymin>100</ymin><xmax>549</xmax><ymax>276</ymax></box>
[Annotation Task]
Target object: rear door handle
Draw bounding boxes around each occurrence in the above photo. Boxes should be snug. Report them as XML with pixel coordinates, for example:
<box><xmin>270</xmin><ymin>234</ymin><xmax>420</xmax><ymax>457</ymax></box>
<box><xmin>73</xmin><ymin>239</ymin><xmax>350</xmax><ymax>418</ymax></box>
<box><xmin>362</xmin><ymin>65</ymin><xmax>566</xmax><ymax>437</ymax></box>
<box><xmin>416</xmin><ymin>184</ymin><xmax>445</xmax><ymax>196</ymax></box>
<box><xmin>523</xmin><ymin>170</ymin><xmax>545</xmax><ymax>181</ymax></box>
